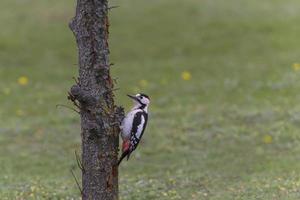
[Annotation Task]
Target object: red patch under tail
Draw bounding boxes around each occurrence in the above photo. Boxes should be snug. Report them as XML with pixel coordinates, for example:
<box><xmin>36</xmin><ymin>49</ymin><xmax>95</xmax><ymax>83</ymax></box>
<box><xmin>122</xmin><ymin>140</ymin><xmax>130</xmax><ymax>152</ymax></box>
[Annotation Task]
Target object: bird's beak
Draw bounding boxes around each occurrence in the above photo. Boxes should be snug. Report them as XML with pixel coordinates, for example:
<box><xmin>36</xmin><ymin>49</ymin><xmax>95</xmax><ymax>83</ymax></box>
<box><xmin>127</xmin><ymin>94</ymin><xmax>139</xmax><ymax>101</ymax></box>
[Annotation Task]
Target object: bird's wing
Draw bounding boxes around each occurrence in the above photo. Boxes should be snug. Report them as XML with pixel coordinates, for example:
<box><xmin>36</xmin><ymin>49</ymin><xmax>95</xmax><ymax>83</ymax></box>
<box><xmin>129</xmin><ymin>111</ymin><xmax>148</xmax><ymax>152</ymax></box>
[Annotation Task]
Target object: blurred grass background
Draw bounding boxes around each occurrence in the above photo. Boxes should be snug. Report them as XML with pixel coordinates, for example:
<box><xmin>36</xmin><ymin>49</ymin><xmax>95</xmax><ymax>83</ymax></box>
<box><xmin>1</xmin><ymin>0</ymin><xmax>300</xmax><ymax>199</ymax></box>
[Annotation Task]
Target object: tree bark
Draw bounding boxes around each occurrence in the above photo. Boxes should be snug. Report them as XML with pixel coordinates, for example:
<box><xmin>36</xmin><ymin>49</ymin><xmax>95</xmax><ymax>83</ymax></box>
<box><xmin>69</xmin><ymin>0</ymin><xmax>123</xmax><ymax>199</ymax></box>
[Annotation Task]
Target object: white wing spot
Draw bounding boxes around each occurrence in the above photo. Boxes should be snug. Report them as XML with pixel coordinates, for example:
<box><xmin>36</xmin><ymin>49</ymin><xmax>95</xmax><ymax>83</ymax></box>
<box><xmin>136</xmin><ymin>115</ymin><xmax>145</xmax><ymax>139</ymax></box>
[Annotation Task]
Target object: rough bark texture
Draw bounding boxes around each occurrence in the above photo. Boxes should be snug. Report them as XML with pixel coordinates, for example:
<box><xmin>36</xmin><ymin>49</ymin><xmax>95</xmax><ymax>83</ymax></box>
<box><xmin>69</xmin><ymin>0</ymin><xmax>123</xmax><ymax>199</ymax></box>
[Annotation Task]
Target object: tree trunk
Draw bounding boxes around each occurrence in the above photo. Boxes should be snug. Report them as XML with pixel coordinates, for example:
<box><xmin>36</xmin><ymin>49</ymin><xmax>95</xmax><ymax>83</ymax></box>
<box><xmin>69</xmin><ymin>0</ymin><xmax>123</xmax><ymax>199</ymax></box>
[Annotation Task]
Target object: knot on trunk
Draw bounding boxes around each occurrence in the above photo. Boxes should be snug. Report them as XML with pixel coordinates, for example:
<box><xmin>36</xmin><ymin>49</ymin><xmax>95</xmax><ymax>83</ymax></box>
<box><xmin>69</xmin><ymin>18</ymin><xmax>79</xmax><ymax>37</ymax></box>
<box><xmin>70</xmin><ymin>85</ymin><xmax>96</xmax><ymax>105</ymax></box>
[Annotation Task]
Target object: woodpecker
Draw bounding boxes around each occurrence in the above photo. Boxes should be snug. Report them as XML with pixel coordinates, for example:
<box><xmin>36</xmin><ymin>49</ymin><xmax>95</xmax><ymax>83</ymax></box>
<box><xmin>118</xmin><ymin>93</ymin><xmax>150</xmax><ymax>165</ymax></box>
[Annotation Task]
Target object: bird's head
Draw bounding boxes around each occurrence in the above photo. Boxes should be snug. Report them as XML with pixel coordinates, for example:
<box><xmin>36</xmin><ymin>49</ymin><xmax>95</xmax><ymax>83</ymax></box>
<box><xmin>127</xmin><ymin>93</ymin><xmax>150</xmax><ymax>109</ymax></box>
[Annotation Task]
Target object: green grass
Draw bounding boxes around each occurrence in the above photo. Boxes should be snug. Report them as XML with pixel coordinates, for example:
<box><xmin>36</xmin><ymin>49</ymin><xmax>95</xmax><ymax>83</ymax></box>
<box><xmin>1</xmin><ymin>0</ymin><xmax>300</xmax><ymax>199</ymax></box>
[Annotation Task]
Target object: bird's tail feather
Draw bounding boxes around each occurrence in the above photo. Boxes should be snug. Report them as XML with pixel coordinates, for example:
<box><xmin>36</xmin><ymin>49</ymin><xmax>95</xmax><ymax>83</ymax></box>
<box><xmin>118</xmin><ymin>150</ymin><xmax>129</xmax><ymax>166</ymax></box>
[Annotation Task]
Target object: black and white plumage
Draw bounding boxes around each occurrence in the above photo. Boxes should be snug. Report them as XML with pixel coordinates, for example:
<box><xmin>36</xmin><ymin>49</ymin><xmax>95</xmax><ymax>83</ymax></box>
<box><xmin>118</xmin><ymin>93</ymin><xmax>150</xmax><ymax>165</ymax></box>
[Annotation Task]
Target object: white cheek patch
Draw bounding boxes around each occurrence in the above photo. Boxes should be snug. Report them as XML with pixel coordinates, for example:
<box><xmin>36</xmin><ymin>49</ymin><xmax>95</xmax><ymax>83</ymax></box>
<box><xmin>141</xmin><ymin>98</ymin><xmax>149</xmax><ymax>105</ymax></box>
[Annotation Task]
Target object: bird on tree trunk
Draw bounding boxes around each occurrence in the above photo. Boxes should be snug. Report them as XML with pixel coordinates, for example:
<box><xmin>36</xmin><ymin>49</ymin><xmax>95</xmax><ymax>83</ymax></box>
<box><xmin>118</xmin><ymin>93</ymin><xmax>150</xmax><ymax>165</ymax></box>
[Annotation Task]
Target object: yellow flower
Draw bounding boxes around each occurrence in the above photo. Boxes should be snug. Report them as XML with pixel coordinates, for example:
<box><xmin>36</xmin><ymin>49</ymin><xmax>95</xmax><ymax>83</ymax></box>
<box><xmin>292</xmin><ymin>63</ymin><xmax>300</xmax><ymax>71</ymax></box>
<box><xmin>18</xmin><ymin>76</ymin><xmax>29</xmax><ymax>86</ymax></box>
<box><xmin>181</xmin><ymin>71</ymin><xmax>191</xmax><ymax>81</ymax></box>
<box><xmin>263</xmin><ymin>134</ymin><xmax>273</xmax><ymax>144</ymax></box>
<box><xmin>139</xmin><ymin>79</ymin><xmax>148</xmax><ymax>88</ymax></box>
